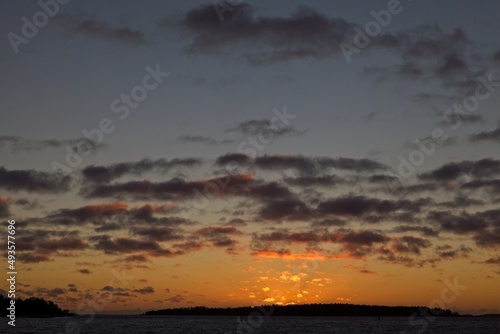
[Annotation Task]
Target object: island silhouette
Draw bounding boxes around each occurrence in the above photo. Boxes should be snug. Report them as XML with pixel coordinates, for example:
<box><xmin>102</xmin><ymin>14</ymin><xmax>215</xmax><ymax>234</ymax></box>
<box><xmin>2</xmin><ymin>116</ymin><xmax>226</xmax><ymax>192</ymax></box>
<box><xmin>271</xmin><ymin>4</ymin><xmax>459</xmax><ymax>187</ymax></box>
<box><xmin>1</xmin><ymin>294</ymin><xmax>75</xmax><ymax>318</ymax></box>
<box><xmin>144</xmin><ymin>303</ymin><xmax>460</xmax><ymax>317</ymax></box>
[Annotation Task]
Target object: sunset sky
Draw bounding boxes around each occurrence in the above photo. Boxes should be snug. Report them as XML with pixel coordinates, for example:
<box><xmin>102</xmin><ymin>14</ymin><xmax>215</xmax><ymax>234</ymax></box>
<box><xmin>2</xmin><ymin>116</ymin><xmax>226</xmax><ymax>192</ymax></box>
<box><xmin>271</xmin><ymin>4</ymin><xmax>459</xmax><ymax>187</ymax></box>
<box><xmin>1</xmin><ymin>0</ymin><xmax>499</xmax><ymax>315</ymax></box>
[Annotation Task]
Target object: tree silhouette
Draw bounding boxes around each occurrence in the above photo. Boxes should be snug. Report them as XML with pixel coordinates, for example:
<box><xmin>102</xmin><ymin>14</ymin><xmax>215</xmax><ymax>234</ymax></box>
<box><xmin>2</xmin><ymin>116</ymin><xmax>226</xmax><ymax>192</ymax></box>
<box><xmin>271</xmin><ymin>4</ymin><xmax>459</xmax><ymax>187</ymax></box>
<box><xmin>1</xmin><ymin>294</ymin><xmax>75</xmax><ymax>317</ymax></box>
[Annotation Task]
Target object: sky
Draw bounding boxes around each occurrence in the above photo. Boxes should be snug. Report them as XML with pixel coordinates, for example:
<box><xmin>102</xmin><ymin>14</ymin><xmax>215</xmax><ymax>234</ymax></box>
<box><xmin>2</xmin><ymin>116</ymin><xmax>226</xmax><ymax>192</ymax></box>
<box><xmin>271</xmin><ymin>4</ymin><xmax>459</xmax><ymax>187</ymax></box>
<box><xmin>0</xmin><ymin>0</ymin><xmax>499</xmax><ymax>315</ymax></box>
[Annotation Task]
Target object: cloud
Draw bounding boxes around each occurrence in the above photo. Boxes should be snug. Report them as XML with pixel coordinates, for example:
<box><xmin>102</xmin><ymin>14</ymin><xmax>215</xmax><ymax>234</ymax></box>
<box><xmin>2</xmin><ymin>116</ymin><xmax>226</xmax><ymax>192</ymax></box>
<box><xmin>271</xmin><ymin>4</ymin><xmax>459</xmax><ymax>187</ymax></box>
<box><xmin>166</xmin><ymin>294</ymin><xmax>187</xmax><ymax>303</ymax></box>
<box><xmin>461</xmin><ymin>179</ymin><xmax>500</xmax><ymax>194</ymax></box>
<box><xmin>255</xmin><ymin>155</ymin><xmax>386</xmax><ymax>176</ymax></box>
<box><xmin>475</xmin><ymin>231</ymin><xmax>500</xmax><ymax>248</ymax></box>
<box><xmin>258</xmin><ymin>198</ymin><xmax>312</xmax><ymax>221</ymax></box>
<box><xmin>317</xmin><ymin>195</ymin><xmax>428</xmax><ymax>217</ymax></box>
<box><xmin>83</xmin><ymin>173</ymin><xmax>254</xmax><ymax>200</ymax></box>
<box><xmin>82</xmin><ymin>158</ymin><xmax>202</xmax><ymax>183</ymax></box>
<box><xmin>133</xmin><ymin>286</ymin><xmax>155</xmax><ymax>294</ymax></box>
<box><xmin>0</xmin><ymin>166</ymin><xmax>71</xmax><ymax>193</ymax></box>
<box><xmin>178</xmin><ymin>135</ymin><xmax>232</xmax><ymax>145</ymax></box>
<box><xmin>18</xmin><ymin>253</ymin><xmax>51</xmax><ymax>263</ymax></box>
<box><xmin>13</xmin><ymin>198</ymin><xmax>43</xmax><ymax>210</ymax></box>
<box><xmin>36</xmin><ymin>287</ymin><xmax>67</xmax><ymax>298</ymax></box>
<box><xmin>196</xmin><ymin>226</ymin><xmax>241</xmax><ymax>252</ymax></box>
<box><xmin>391</xmin><ymin>236</ymin><xmax>431</xmax><ymax>255</ymax></box>
<box><xmin>285</xmin><ymin>175</ymin><xmax>343</xmax><ymax>187</ymax></box>
<box><xmin>215</xmin><ymin>153</ymin><xmax>252</xmax><ymax>166</ymax></box>
<box><xmin>344</xmin><ymin>264</ymin><xmax>376</xmax><ymax>274</ymax></box>
<box><xmin>392</xmin><ymin>225</ymin><xmax>440</xmax><ymax>237</ymax></box>
<box><xmin>0</xmin><ymin>196</ymin><xmax>10</xmax><ymax>218</ymax></box>
<box><xmin>226</xmin><ymin>119</ymin><xmax>304</xmax><ymax>138</ymax></box>
<box><xmin>485</xmin><ymin>256</ymin><xmax>500</xmax><ymax>265</ymax></box>
<box><xmin>251</xmin><ymin>228</ymin><xmax>389</xmax><ymax>259</ymax></box>
<box><xmin>172</xmin><ymin>4</ymin><xmax>356</xmax><ymax>65</ymax></box>
<box><xmin>37</xmin><ymin>237</ymin><xmax>88</xmax><ymax>252</ymax></box>
<box><xmin>469</xmin><ymin>127</ymin><xmax>500</xmax><ymax>143</ymax></box>
<box><xmin>131</xmin><ymin>226</ymin><xmax>184</xmax><ymax>242</ymax></box>
<box><xmin>56</xmin><ymin>15</ymin><xmax>147</xmax><ymax>45</ymax></box>
<box><xmin>437</xmin><ymin>113</ymin><xmax>483</xmax><ymax>126</ymax></box>
<box><xmin>91</xmin><ymin>235</ymin><xmax>184</xmax><ymax>257</ymax></box>
<box><xmin>418</xmin><ymin>158</ymin><xmax>500</xmax><ymax>181</ymax></box>
<box><xmin>0</xmin><ymin>135</ymin><xmax>105</xmax><ymax>153</ymax></box>
<box><xmin>78</xmin><ymin>269</ymin><xmax>92</xmax><ymax>275</ymax></box>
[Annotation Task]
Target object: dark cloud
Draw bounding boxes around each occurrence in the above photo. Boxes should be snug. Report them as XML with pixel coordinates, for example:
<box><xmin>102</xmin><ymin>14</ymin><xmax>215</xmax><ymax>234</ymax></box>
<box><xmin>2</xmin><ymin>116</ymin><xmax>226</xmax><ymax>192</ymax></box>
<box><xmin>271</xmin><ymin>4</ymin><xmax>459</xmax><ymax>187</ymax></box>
<box><xmin>227</xmin><ymin>119</ymin><xmax>304</xmax><ymax>138</ymax></box>
<box><xmin>178</xmin><ymin>135</ymin><xmax>232</xmax><ymax>145</ymax></box>
<box><xmin>469</xmin><ymin>127</ymin><xmax>500</xmax><ymax>143</ymax></box>
<box><xmin>0</xmin><ymin>166</ymin><xmax>71</xmax><ymax>193</ymax></box>
<box><xmin>18</xmin><ymin>253</ymin><xmax>51</xmax><ymax>263</ymax></box>
<box><xmin>438</xmin><ymin>113</ymin><xmax>483</xmax><ymax>126</ymax></box>
<box><xmin>82</xmin><ymin>158</ymin><xmax>202</xmax><ymax>183</ymax></box>
<box><xmin>392</xmin><ymin>225</ymin><xmax>440</xmax><ymax>237</ymax></box>
<box><xmin>166</xmin><ymin>294</ymin><xmax>187</xmax><ymax>303</ymax></box>
<box><xmin>78</xmin><ymin>269</ymin><xmax>92</xmax><ymax>274</ymax></box>
<box><xmin>419</xmin><ymin>158</ymin><xmax>500</xmax><ymax>181</ymax></box>
<box><xmin>461</xmin><ymin>179</ymin><xmax>500</xmax><ymax>194</ymax></box>
<box><xmin>215</xmin><ymin>153</ymin><xmax>252</xmax><ymax>166</ymax></box>
<box><xmin>56</xmin><ymin>15</ymin><xmax>147</xmax><ymax>45</ymax></box>
<box><xmin>474</xmin><ymin>229</ymin><xmax>500</xmax><ymax>248</ymax></box>
<box><xmin>437</xmin><ymin>195</ymin><xmax>485</xmax><ymax>208</ymax></box>
<box><xmin>428</xmin><ymin>211</ymin><xmax>489</xmax><ymax>234</ymax></box>
<box><xmin>131</xmin><ymin>226</ymin><xmax>184</xmax><ymax>242</ymax></box>
<box><xmin>36</xmin><ymin>288</ymin><xmax>67</xmax><ymax>298</ymax></box>
<box><xmin>91</xmin><ymin>235</ymin><xmax>184</xmax><ymax>257</ymax></box>
<box><xmin>247</xmin><ymin>182</ymin><xmax>293</xmax><ymax>199</ymax></box>
<box><xmin>197</xmin><ymin>226</ymin><xmax>241</xmax><ymax>251</ymax></box>
<box><xmin>13</xmin><ymin>198</ymin><xmax>42</xmax><ymax>210</ymax></box>
<box><xmin>435</xmin><ymin>54</ymin><xmax>468</xmax><ymax>78</ymax></box>
<box><xmin>485</xmin><ymin>256</ymin><xmax>500</xmax><ymax>264</ymax></box>
<box><xmin>317</xmin><ymin>195</ymin><xmax>429</xmax><ymax>217</ymax></box>
<box><xmin>392</xmin><ymin>236</ymin><xmax>431</xmax><ymax>255</ymax></box>
<box><xmin>172</xmin><ymin>4</ymin><xmax>355</xmax><ymax>65</ymax></box>
<box><xmin>340</xmin><ymin>230</ymin><xmax>389</xmax><ymax>245</ymax></box>
<box><xmin>0</xmin><ymin>135</ymin><xmax>104</xmax><ymax>153</ymax></box>
<box><xmin>311</xmin><ymin>218</ymin><xmax>347</xmax><ymax>228</ymax></box>
<box><xmin>258</xmin><ymin>198</ymin><xmax>312</xmax><ymax>221</ymax></box>
<box><xmin>284</xmin><ymin>175</ymin><xmax>343</xmax><ymax>187</ymax></box>
<box><xmin>254</xmin><ymin>155</ymin><xmax>386</xmax><ymax>176</ymax></box>
<box><xmin>37</xmin><ymin>237</ymin><xmax>88</xmax><ymax>252</ymax></box>
<box><xmin>124</xmin><ymin>254</ymin><xmax>149</xmax><ymax>262</ymax></box>
<box><xmin>251</xmin><ymin>228</ymin><xmax>389</xmax><ymax>259</ymax></box>
<box><xmin>225</xmin><ymin>218</ymin><xmax>247</xmax><ymax>226</ymax></box>
<box><xmin>83</xmin><ymin>173</ymin><xmax>254</xmax><ymax>200</ymax></box>
<box><xmin>316</xmin><ymin>157</ymin><xmax>388</xmax><ymax>173</ymax></box>
<box><xmin>255</xmin><ymin>229</ymin><xmax>332</xmax><ymax>244</ymax></box>
<box><xmin>133</xmin><ymin>286</ymin><xmax>155</xmax><ymax>294</ymax></box>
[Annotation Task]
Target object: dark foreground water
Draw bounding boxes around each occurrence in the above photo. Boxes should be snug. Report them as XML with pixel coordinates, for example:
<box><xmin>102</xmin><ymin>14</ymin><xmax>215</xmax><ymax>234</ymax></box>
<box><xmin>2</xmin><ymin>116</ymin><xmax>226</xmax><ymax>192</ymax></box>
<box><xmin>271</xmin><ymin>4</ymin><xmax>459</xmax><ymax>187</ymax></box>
<box><xmin>1</xmin><ymin>315</ymin><xmax>498</xmax><ymax>333</ymax></box>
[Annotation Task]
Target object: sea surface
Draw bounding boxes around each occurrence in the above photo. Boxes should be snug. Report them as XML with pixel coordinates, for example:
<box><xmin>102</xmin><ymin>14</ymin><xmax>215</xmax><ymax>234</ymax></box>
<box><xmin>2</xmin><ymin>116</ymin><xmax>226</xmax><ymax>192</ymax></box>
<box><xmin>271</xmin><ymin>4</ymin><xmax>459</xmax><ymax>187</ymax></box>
<box><xmin>1</xmin><ymin>315</ymin><xmax>498</xmax><ymax>333</ymax></box>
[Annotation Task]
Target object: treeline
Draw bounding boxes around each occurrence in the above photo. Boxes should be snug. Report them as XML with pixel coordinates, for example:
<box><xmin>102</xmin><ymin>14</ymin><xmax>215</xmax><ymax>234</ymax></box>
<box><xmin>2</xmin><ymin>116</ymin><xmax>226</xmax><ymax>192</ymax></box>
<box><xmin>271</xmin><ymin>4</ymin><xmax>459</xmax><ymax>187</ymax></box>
<box><xmin>1</xmin><ymin>294</ymin><xmax>75</xmax><ymax>317</ymax></box>
<box><xmin>144</xmin><ymin>303</ymin><xmax>460</xmax><ymax>317</ymax></box>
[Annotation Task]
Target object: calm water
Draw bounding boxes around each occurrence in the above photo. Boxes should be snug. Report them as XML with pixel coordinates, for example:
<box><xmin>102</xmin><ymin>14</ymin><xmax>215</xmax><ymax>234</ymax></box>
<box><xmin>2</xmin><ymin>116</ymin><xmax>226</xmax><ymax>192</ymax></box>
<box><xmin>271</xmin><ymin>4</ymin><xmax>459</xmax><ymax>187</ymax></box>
<box><xmin>1</xmin><ymin>315</ymin><xmax>498</xmax><ymax>333</ymax></box>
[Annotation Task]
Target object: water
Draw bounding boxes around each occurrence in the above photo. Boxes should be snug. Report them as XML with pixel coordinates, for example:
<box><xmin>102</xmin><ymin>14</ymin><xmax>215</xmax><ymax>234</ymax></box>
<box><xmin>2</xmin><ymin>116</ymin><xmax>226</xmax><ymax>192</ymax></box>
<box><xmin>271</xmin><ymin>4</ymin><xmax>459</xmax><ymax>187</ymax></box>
<box><xmin>1</xmin><ymin>315</ymin><xmax>498</xmax><ymax>333</ymax></box>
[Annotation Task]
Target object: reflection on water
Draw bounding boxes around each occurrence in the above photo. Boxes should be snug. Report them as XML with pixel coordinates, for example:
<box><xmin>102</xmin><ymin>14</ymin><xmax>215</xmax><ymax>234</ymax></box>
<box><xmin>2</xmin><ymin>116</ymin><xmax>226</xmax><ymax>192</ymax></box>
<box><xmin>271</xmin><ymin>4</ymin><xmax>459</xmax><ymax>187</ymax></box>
<box><xmin>1</xmin><ymin>315</ymin><xmax>498</xmax><ymax>334</ymax></box>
